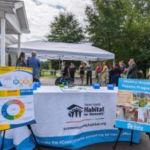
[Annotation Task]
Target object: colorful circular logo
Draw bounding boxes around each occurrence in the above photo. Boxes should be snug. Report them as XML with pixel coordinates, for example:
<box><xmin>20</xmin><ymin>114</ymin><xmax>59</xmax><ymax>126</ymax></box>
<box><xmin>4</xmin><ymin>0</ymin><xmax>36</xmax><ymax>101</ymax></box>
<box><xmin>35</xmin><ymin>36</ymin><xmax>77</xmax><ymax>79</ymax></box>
<box><xmin>13</xmin><ymin>79</ymin><xmax>32</xmax><ymax>85</ymax></box>
<box><xmin>1</xmin><ymin>100</ymin><xmax>25</xmax><ymax>120</ymax></box>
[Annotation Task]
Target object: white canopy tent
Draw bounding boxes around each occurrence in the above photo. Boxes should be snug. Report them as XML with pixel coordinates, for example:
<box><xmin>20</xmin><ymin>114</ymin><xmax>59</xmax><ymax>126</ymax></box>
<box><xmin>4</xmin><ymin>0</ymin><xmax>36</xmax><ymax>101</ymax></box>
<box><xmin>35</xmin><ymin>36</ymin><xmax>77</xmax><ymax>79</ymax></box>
<box><xmin>7</xmin><ymin>41</ymin><xmax>115</xmax><ymax>62</ymax></box>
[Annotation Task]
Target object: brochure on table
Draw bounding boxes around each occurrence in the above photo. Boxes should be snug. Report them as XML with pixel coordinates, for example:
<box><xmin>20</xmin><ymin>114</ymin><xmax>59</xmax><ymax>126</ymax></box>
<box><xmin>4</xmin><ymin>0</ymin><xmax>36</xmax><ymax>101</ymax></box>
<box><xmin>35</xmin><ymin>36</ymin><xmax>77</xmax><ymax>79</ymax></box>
<box><xmin>0</xmin><ymin>67</ymin><xmax>35</xmax><ymax>131</ymax></box>
<box><xmin>116</xmin><ymin>78</ymin><xmax>150</xmax><ymax>132</ymax></box>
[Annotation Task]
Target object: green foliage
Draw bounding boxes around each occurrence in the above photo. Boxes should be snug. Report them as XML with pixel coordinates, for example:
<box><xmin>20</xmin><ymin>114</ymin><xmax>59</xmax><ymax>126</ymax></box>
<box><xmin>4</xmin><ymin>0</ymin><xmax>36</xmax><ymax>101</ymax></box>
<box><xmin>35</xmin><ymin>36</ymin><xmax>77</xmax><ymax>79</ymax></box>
<box><xmin>41</xmin><ymin>71</ymin><xmax>56</xmax><ymax>78</ymax></box>
<box><xmin>40</xmin><ymin>61</ymin><xmax>49</xmax><ymax>70</ymax></box>
<box><xmin>46</xmin><ymin>13</ymin><xmax>85</xmax><ymax>43</ymax></box>
<box><xmin>85</xmin><ymin>0</ymin><xmax>150</xmax><ymax>75</ymax></box>
<box><xmin>46</xmin><ymin>13</ymin><xmax>85</xmax><ymax>70</ymax></box>
<box><xmin>51</xmin><ymin>60</ymin><xmax>59</xmax><ymax>70</ymax></box>
<box><xmin>139</xmin><ymin>98</ymin><xmax>148</xmax><ymax>107</ymax></box>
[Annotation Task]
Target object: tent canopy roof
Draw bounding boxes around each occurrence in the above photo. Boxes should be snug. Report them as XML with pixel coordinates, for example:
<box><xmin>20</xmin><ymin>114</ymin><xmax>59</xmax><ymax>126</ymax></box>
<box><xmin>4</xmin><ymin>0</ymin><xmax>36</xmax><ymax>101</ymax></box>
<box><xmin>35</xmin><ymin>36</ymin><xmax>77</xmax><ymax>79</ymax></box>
<box><xmin>7</xmin><ymin>41</ymin><xmax>115</xmax><ymax>61</ymax></box>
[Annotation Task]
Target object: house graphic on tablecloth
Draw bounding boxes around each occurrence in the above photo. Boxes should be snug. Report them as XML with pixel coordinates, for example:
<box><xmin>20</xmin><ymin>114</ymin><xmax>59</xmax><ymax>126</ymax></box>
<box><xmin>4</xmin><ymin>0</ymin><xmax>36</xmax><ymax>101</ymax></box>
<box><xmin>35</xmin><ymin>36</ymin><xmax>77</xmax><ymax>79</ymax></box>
<box><xmin>67</xmin><ymin>104</ymin><xmax>83</xmax><ymax>118</ymax></box>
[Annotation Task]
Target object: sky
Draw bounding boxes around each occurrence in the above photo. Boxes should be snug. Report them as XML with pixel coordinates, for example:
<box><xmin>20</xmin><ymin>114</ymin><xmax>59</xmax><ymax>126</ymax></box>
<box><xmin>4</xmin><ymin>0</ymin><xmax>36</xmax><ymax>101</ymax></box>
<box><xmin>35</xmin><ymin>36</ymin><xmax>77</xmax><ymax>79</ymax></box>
<box><xmin>22</xmin><ymin>0</ymin><xmax>92</xmax><ymax>42</ymax></box>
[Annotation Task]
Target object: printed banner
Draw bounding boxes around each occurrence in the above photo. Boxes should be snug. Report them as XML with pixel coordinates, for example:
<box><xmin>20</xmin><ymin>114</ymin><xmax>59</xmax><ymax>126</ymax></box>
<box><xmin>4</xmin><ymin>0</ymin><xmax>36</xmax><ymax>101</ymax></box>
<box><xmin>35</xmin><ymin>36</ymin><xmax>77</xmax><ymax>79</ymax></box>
<box><xmin>0</xmin><ymin>67</ymin><xmax>35</xmax><ymax>131</ymax></box>
<box><xmin>32</xmin><ymin>89</ymin><xmax>140</xmax><ymax>149</ymax></box>
<box><xmin>116</xmin><ymin>78</ymin><xmax>150</xmax><ymax>132</ymax></box>
<box><xmin>0</xmin><ymin>67</ymin><xmax>33</xmax><ymax>90</ymax></box>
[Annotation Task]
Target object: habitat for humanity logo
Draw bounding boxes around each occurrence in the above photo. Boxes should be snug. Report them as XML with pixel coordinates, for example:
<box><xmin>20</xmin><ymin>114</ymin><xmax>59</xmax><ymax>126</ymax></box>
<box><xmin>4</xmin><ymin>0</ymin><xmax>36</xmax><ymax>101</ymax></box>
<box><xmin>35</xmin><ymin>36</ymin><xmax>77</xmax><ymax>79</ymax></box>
<box><xmin>67</xmin><ymin>104</ymin><xmax>83</xmax><ymax>118</ymax></box>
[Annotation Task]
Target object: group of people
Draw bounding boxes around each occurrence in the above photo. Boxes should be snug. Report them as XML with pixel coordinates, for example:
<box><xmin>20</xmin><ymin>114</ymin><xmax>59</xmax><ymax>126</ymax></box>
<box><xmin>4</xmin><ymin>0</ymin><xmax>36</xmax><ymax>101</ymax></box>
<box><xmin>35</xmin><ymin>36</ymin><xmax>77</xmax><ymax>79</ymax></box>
<box><xmin>61</xmin><ymin>61</ymin><xmax>93</xmax><ymax>86</ymax></box>
<box><xmin>96</xmin><ymin>58</ymin><xmax>138</xmax><ymax>86</ymax></box>
<box><xmin>61</xmin><ymin>58</ymin><xmax>138</xmax><ymax>86</ymax></box>
<box><xmin>16</xmin><ymin>51</ymin><xmax>41</xmax><ymax>82</ymax></box>
<box><xmin>110</xmin><ymin>58</ymin><xmax>138</xmax><ymax>86</ymax></box>
<box><xmin>16</xmin><ymin>52</ymin><xmax>138</xmax><ymax>86</ymax></box>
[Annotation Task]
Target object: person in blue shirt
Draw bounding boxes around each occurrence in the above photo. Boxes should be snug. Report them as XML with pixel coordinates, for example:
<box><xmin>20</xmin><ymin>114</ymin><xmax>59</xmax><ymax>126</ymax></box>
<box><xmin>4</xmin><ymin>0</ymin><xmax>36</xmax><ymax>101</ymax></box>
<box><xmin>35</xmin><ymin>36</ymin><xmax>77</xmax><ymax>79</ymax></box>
<box><xmin>27</xmin><ymin>51</ymin><xmax>40</xmax><ymax>82</ymax></box>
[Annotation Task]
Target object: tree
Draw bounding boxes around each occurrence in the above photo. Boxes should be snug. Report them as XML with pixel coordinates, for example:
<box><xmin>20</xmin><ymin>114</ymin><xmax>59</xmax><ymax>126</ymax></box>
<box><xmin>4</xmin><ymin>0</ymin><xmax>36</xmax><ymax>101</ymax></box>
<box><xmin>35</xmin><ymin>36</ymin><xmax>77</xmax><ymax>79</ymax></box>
<box><xmin>85</xmin><ymin>0</ymin><xmax>150</xmax><ymax>75</ymax></box>
<box><xmin>47</xmin><ymin>13</ymin><xmax>85</xmax><ymax>43</ymax></box>
<box><xmin>46</xmin><ymin>13</ymin><xmax>85</xmax><ymax>70</ymax></box>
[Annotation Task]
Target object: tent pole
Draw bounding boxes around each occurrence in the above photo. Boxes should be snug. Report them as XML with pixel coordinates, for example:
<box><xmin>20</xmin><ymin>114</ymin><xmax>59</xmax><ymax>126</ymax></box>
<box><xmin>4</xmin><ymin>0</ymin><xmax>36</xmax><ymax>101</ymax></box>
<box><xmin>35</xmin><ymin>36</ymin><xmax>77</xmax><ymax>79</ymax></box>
<box><xmin>1</xmin><ymin>18</ymin><xmax>6</xmax><ymax>66</ymax></box>
<box><xmin>18</xmin><ymin>34</ymin><xmax>21</xmax><ymax>57</ymax></box>
<box><xmin>59</xmin><ymin>57</ymin><xmax>61</xmax><ymax>70</ymax></box>
<box><xmin>113</xmin><ymin>58</ymin><xmax>115</xmax><ymax>67</ymax></box>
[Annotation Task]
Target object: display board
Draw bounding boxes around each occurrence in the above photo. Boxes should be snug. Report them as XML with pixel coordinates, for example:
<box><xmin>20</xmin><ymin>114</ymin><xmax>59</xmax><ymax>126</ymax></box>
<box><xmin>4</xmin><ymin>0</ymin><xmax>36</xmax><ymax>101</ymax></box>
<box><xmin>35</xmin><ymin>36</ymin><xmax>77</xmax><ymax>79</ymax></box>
<box><xmin>0</xmin><ymin>67</ymin><xmax>33</xmax><ymax>90</ymax></box>
<box><xmin>0</xmin><ymin>67</ymin><xmax>35</xmax><ymax>131</ymax></box>
<box><xmin>116</xmin><ymin>78</ymin><xmax>150</xmax><ymax>132</ymax></box>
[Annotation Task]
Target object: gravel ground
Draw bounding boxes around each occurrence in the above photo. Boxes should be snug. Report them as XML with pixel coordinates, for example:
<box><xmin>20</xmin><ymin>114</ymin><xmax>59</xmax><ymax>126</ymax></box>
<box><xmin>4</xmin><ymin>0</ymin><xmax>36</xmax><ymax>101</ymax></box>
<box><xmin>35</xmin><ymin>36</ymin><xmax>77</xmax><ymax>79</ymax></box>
<box><xmin>40</xmin><ymin>77</ymin><xmax>97</xmax><ymax>86</ymax></box>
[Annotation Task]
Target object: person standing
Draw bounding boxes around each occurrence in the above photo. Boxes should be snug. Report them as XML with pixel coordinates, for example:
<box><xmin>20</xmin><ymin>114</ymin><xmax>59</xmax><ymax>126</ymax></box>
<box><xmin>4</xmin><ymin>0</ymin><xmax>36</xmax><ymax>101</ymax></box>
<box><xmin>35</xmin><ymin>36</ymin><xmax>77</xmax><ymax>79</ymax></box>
<box><xmin>86</xmin><ymin>61</ymin><xmax>93</xmax><ymax>86</ymax></box>
<box><xmin>27</xmin><ymin>51</ymin><xmax>40</xmax><ymax>82</ymax></box>
<box><xmin>119</xmin><ymin>60</ymin><xmax>126</xmax><ymax>74</ymax></box>
<box><xmin>111</xmin><ymin>64</ymin><xmax>121</xmax><ymax>86</ymax></box>
<box><xmin>108</xmin><ymin>63</ymin><xmax>114</xmax><ymax>84</ymax></box>
<box><xmin>147</xmin><ymin>68</ymin><xmax>150</xmax><ymax>79</ymax></box>
<box><xmin>95</xmin><ymin>62</ymin><xmax>103</xmax><ymax>83</ymax></box>
<box><xmin>79</xmin><ymin>62</ymin><xmax>85</xmax><ymax>86</ymax></box>
<box><xmin>16</xmin><ymin>52</ymin><xmax>27</xmax><ymax>67</ymax></box>
<box><xmin>69</xmin><ymin>63</ymin><xmax>76</xmax><ymax>83</ymax></box>
<box><xmin>127</xmin><ymin>58</ymin><xmax>138</xmax><ymax>79</ymax></box>
<box><xmin>61</xmin><ymin>62</ymin><xmax>68</xmax><ymax>76</ymax></box>
<box><xmin>101</xmin><ymin>61</ymin><xmax>109</xmax><ymax>86</ymax></box>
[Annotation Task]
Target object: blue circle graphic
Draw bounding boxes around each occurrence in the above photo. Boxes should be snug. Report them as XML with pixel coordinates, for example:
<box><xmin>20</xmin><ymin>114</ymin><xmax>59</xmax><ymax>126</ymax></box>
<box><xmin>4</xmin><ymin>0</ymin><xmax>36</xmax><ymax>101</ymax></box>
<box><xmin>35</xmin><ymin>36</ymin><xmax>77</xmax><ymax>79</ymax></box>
<box><xmin>13</xmin><ymin>79</ymin><xmax>19</xmax><ymax>85</ymax></box>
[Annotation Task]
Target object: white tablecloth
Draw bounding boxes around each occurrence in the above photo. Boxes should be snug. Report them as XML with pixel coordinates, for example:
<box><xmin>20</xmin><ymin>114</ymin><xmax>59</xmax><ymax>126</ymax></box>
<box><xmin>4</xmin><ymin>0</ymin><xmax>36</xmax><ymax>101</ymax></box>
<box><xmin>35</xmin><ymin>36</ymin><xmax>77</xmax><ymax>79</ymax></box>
<box><xmin>32</xmin><ymin>86</ymin><xmax>140</xmax><ymax>149</ymax></box>
<box><xmin>2</xmin><ymin>86</ymin><xmax>140</xmax><ymax>150</ymax></box>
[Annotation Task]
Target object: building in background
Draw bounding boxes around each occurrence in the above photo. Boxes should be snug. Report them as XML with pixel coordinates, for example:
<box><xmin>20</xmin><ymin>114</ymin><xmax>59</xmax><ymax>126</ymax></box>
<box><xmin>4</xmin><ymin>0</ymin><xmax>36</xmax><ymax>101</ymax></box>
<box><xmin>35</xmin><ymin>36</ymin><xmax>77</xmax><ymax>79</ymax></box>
<box><xmin>0</xmin><ymin>35</ymin><xmax>17</xmax><ymax>66</ymax></box>
<box><xmin>0</xmin><ymin>0</ymin><xmax>30</xmax><ymax>66</ymax></box>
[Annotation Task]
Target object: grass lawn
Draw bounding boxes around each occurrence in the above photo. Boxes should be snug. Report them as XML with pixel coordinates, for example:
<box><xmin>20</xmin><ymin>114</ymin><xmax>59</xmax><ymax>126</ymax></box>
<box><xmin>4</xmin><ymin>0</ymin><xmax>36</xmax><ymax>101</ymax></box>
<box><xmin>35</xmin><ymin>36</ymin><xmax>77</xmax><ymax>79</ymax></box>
<box><xmin>41</xmin><ymin>71</ymin><xmax>57</xmax><ymax>78</ymax></box>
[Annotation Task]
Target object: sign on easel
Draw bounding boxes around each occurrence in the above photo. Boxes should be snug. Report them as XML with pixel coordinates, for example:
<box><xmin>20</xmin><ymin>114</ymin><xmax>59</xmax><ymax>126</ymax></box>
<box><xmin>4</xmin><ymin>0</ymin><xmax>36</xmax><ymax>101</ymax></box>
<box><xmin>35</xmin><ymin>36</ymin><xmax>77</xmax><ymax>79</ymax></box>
<box><xmin>116</xmin><ymin>78</ymin><xmax>150</xmax><ymax>132</ymax></box>
<box><xmin>0</xmin><ymin>67</ymin><xmax>35</xmax><ymax>131</ymax></box>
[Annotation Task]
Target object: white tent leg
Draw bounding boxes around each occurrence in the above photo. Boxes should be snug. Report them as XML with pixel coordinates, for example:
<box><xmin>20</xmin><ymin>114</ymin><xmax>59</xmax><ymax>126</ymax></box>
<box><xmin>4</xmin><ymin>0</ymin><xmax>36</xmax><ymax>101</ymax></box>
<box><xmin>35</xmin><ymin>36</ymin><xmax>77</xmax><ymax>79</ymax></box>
<box><xmin>18</xmin><ymin>34</ymin><xmax>21</xmax><ymax>56</ymax></box>
<box><xmin>59</xmin><ymin>58</ymin><xmax>61</xmax><ymax>70</ymax></box>
<box><xmin>1</xmin><ymin>18</ymin><xmax>6</xmax><ymax>66</ymax></box>
<box><xmin>113</xmin><ymin>59</ymin><xmax>115</xmax><ymax>67</ymax></box>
